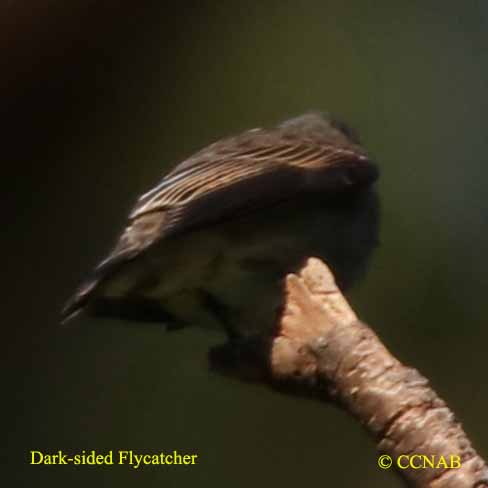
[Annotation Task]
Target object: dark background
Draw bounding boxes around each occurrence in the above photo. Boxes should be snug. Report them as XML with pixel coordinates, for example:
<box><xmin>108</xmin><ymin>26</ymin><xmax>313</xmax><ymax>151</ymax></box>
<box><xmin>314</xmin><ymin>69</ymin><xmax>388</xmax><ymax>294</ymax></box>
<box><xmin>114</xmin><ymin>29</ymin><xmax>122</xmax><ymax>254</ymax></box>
<box><xmin>4</xmin><ymin>1</ymin><xmax>488</xmax><ymax>486</ymax></box>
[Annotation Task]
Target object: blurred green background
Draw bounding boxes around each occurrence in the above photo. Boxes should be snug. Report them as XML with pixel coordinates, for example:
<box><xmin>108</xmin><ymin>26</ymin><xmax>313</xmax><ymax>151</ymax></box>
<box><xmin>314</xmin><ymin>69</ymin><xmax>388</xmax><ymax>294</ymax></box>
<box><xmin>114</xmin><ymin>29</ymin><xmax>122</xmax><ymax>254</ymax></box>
<box><xmin>4</xmin><ymin>1</ymin><xmax>487</xmax><ymax>486</ymax></box>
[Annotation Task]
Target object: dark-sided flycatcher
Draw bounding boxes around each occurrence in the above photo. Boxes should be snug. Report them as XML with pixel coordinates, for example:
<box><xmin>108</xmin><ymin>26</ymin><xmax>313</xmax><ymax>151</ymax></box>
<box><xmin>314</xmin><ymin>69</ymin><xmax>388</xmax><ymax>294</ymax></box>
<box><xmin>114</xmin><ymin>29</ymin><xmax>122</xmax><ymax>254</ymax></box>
<box><xmin>62</xmin><ymin>112</ymin><xmax>379</xmax><ymax>338</ymax></box>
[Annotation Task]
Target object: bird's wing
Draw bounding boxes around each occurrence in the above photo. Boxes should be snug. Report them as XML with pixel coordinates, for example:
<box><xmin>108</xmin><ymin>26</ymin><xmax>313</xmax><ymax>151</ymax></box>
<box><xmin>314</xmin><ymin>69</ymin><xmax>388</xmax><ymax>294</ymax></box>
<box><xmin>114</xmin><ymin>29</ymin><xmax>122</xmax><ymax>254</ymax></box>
<box><xmin>100</xmin><ymin>113</ymin><xmax>371</xmax><ymax>270</ymax></box>
<box><xmin>129</xmin><ymin>113</ymin><xmax>368</xmax><ymax>226</ymax></box>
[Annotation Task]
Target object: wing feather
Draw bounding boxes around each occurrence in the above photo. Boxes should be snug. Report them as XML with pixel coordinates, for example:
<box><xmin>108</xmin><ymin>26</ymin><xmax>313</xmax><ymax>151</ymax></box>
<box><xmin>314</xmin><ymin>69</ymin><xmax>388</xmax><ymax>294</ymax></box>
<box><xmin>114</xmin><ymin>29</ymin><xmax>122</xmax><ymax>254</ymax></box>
<box><xmin>130</xmin><ymin>115</ymin><xmax>368</xmax><ymax>221</ymax></box>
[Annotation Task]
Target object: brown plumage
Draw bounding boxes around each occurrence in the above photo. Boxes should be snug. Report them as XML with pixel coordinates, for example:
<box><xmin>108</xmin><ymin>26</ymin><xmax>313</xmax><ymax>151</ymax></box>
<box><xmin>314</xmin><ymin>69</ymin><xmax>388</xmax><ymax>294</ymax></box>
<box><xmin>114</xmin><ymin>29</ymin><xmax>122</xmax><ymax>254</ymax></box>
<box><xmin>62</xmin><ymin>112</ymin><xmax>379</xmax><ymax>331</ymax></box>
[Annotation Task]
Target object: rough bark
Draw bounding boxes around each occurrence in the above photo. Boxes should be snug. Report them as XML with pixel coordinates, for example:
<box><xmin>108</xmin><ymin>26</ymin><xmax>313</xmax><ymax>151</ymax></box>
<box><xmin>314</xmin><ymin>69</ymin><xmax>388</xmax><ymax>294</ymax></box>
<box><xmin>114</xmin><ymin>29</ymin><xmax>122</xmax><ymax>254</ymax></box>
<box><xmin>262</xmin><ymin>258</ymin><xmax>487</xmax><ymax>487</ymax></box>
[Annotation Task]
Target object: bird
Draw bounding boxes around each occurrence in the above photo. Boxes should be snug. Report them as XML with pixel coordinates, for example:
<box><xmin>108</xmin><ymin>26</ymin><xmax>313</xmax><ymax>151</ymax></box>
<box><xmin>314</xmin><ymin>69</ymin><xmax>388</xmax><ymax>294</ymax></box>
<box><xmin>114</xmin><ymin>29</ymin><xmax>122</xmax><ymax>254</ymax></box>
<box><xmin>62</xmin><ymin>112</ymin><xmax>379</xmax><ymax>339</ymax></box>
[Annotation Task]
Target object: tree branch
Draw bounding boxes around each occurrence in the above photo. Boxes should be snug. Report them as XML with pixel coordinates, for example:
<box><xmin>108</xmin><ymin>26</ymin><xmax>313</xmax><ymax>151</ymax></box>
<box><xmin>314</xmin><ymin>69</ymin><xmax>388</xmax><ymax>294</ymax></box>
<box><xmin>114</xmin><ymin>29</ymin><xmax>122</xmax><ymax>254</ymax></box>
<box><xmin>218</xmin><ymin>257</ymin><xmax>488</xmax><ymax>487</ymax></box>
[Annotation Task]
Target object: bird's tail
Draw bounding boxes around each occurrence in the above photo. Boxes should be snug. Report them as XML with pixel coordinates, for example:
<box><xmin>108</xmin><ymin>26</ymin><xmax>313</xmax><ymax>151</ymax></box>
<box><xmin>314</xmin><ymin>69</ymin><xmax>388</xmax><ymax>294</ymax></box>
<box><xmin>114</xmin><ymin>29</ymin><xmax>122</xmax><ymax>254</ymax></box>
<box><xmin>60</xmin><ymin>244</ymin><xmax>141</xmax><ymax>325</ymax></box>
<box><xmin>60</xmin><ymin>277</ymin><xmax>100</xmax><ymax>325</ymax></box>
<box><xmin>60</xmin><ymin>211</ymin><xmax>165</xmax><ymax>325</ymax></box>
